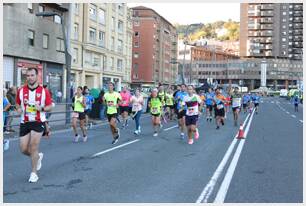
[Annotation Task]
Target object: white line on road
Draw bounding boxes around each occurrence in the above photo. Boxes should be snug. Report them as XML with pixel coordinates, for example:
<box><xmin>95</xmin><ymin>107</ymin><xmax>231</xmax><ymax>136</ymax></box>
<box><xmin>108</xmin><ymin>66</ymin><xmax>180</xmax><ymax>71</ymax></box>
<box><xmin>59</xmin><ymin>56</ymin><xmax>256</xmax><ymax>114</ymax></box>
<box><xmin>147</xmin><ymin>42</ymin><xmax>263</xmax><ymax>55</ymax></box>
<box><xmin>214</xmin><ymin>109</ymin><xmax>256</xmax><ymax>203</ymax></box>
<box><xmin>271</xmin><ymin>101</ymin><xmax>274</xmax><ymax>103</ymax></box>
<box><xmin>299</xmin><ymin>120</ymin><xmax>303</xmax><ymax>123</ymax></box>
<box><xmin>195</xmin><ymin>113</ymin><xmax>251</xmax><ymax>203</ymax></box>
<box><xmin>286</xmin><ymin>111</ymin><xmax>290</xmax><ymax>114</ymax></box>
<box><xmin>163</xmin><ymin>125</ymin><xmax>178</xmax><ymax>131</ymax></box>
<box><xmin>291</xmin><ymin>115</ymin><xmax>296</xmax><ymax>118</ymax></box>
<box><xmin>91</xmin><ymin>139</ymin><xmax>140</xmax><ymax>158</ymax></box>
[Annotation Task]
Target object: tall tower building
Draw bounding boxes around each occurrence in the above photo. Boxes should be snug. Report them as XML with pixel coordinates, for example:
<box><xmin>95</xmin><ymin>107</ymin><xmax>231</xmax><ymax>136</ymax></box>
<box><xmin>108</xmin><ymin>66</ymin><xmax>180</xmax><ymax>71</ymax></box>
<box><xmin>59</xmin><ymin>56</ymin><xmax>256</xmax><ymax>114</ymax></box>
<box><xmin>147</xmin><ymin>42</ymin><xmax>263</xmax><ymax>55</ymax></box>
<box><xmin>240</xmin><ymin>3</ymin><xmax>303</xmax><ymax>60</ymax></box>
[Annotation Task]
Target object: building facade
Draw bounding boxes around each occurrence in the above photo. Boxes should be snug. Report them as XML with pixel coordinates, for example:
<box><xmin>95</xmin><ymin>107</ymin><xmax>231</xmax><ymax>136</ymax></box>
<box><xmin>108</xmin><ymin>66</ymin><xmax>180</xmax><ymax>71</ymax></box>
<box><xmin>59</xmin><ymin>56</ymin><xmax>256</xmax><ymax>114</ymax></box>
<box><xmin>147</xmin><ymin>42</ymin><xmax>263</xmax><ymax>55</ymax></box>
<box><xmin>3</xmin><ymin>3</ymin><xmax>69</xmax><ymax>99</ymax></box>
<box><xmin>131</xmin><ymin>6</ymin><xmax>178</xmax><ymax>88</ymax></box>
<box><xmin>70</xmin><ymin>3</ymin><xmax>132</xmax><ymax>91</ymax></box>
<box><xmin>240</xmin><ymin>3</ymin><xmax>303</xmax><ymax>60</ymax></box>
<box><xmin>188</xmin><ymin>58</ymin><xmax>302</xmax><ymax>90</ymax></box>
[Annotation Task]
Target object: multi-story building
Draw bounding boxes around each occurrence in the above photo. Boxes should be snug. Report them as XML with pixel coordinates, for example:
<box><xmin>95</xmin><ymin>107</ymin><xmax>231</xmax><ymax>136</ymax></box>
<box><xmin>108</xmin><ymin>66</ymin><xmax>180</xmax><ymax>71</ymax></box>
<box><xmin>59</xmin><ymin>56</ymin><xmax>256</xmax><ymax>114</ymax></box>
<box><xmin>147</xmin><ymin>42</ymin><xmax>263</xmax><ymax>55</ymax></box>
<box><xmin>70</xmin><ymin>3</ymin><xmax>132</xmax><ymax>91</ymax></box>
<box><xmin>240</xmin><ymin>3</ymin><xmax>303</xmax><ymax>60</ymax></box>
<box><xmin>3</xmin><ymin>3</ymin><xmax>69</xmax><ymax>98</ymax></box>
<box><xmin>178</xmin><ymin>40</ymin><xmax>239</xmax><ymax>62</ymax></box>
<box><xmin>189</xmin><ymin>59</ymin><xmax>302</xmax><ymax>90</ymax></box>
<box><xmin>131</xmin><ymin>6</ymin><xmax>178</xmax><ymax>88</ymax></box>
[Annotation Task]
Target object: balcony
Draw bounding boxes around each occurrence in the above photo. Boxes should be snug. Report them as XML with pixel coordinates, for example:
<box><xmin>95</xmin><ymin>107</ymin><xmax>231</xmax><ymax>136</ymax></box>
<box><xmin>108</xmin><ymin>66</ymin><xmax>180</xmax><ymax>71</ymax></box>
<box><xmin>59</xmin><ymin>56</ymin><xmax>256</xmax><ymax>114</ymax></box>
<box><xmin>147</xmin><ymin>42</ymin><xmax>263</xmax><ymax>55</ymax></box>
<box><xmin>261</xmin><ymin>11</ymin><xmax>274</xmax><ymax>17</ymax></box>
<box><xmin>261</xmin><ymin>4</ymin><xmax>274</xmax><ymax>10</ymax></box>
<box><xmin>294</xmin><ymin>4</ymin><xmax>303</xmax><ymax>11</ymax></box>
<box><xmin>293</xmin><ymin>30</ymin><xmax>303</xmax><ymax>35</ymax></box>
<box><xmin>293</xmin><ymin>42</ymin><xmax>303</xmax><ymax>48</ymax></box>
<box><xmin>265</xmin><ymin>37</ymin><xmax>273</xmax><ymax>43</ymax></box>
<box><xmin>293</xmin><ymin>36</ymin><xmax>303</xmax><ymax>42</ymax></box>
<box><xmin>261</xmin><ymin>31</ymin><xmax>273</xmax><ymax>36</ymax></box>
<box><xmin>261</xmin><ymin>24</ymin><xmax>273</xmax><ymax>30</ymax></box>
<box><xmin>248</xmin><ymin>31</ymin><xmax>260</xmax><ymax>37</ymax></box>
<box><xmin>293</xmin><ymin>11</ymin><xmax>303</xmax><ymax>17</ymax></box>
<box><xmin>248</xmin><ymin>11</ymin><xmax>261</xmax><ymax>17</ymax></box>
<box><xmin>248</xmin><ymin>24</ymin><xmax>261</xmax><ymax>30</ymax></box>
<box><xmin>265</xmin><ymin>45</ymin><xmax>272</xmax><ymax>50</ymax></box>
<box><xmin>260</xmin><ymin>18</ymin><xmax>273</xmax><ymax>23</ymax></box>
<box><xmin>265</xmin><ymin>51</ymin><xmax>273</xmax><ymax>56</ymax></box>
<box><xmin>293</xmin><ymin>23</ymin><xmax>303</xmax><ymax>29</ymax></box>
<box><xmin>293</xmin><ymin>17</ymin><xmax>303</xmax><ymax>23</ymax></box>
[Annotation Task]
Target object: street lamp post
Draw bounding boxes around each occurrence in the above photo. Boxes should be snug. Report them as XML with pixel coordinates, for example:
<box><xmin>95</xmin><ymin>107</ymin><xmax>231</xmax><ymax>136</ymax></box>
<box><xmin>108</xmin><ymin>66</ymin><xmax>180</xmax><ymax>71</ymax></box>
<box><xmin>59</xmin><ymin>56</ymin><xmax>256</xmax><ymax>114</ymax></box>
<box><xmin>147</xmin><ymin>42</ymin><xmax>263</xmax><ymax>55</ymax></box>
<box><xmin>36</xmin><ymin>11</ymin><xmax>72</xmax><ymax>124</ymax></box>
<box><xmin>182</xmin><ymin>23</ymin><xmax>203</xmax><ymax>85</ymax></box>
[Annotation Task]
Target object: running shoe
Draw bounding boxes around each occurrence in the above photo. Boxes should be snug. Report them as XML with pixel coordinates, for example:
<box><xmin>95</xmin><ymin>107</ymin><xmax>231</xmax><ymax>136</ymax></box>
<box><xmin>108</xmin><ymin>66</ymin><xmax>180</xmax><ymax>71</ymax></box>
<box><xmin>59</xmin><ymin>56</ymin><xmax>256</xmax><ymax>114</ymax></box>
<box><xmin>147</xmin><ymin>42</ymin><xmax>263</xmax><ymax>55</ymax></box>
<box><xmin>188</xmin><ymin>138</ymin><xmax>194</xmax><ymax>145</ymax></box>
<box><xmin>112</xmin><ymin>138</ymin><xmax>119</xmax><ymax>145</ymax></box>
<box><xmin>180</xmin><ymin>133</ymin><xmax>185</xmax><ymax>139</ymax></box>
<box><xmin>116</xmin><ymin>128</ymin><xmax>121</xmax><ymax>139</ymax></box>
<box><xmin>194</xmin><ymin>128</ymin><xmax>199</xmax><ymax>140</ymax></box>
<box><xmin>153</xmin><ymin>132</ymin><xmax>158</xmax><ymax>137</ymax></box>
<box><xmin>83</xmin><ymin>136</ymin><xmax>88</xmax><ymax>142</ymax></box>
<box><xmin>138</xmin><ymin>126</ymin><xmax>141</xmax><ymax>133</ymax></box>
<box><xmin>216</xmin><ymin>126</ymin><xmax>220</xmax><ymax>130</ymax></box>
<box><xmin>134</xmin><ymin>130</ymin><xmax>139</xmax><ymax>135</ymax></box>
<box><xmin>160</xmin><ymin>123</ymin><xmax>163</xmax><ymax>129</ymax></box>
<box><xmin>28</xmin><ymin>172</ymin><xmax>39</xmax><ymax>183</ymax></box>
<box><xmin>3</xmin><ymin>139</ymin><xmax>9</xmax><ymax>151</ymax></box>
<box><xmin>74</xmin><ymin>134</ymin><xmax>80</xmax><ymax>142</ymax></box>
<box><xmin>221</xmin><ymin>119</ymin><xmax>225</xmax><ymax>126</ymax></box>
<box><xmin>37</xmin><ymin>153</ymin><xmax>44</xmax><ymax>171</ymax></box>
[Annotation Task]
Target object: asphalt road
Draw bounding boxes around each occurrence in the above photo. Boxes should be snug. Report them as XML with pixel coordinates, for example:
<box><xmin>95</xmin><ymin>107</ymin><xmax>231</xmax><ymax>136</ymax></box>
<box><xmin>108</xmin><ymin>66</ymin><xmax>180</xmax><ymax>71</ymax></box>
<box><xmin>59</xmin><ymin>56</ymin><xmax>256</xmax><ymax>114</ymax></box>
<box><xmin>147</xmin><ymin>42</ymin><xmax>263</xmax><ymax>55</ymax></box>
<box><xmin>3</xmin><ymin>97</ymin><xmax>303</xmax><ymax>203</ymax></box>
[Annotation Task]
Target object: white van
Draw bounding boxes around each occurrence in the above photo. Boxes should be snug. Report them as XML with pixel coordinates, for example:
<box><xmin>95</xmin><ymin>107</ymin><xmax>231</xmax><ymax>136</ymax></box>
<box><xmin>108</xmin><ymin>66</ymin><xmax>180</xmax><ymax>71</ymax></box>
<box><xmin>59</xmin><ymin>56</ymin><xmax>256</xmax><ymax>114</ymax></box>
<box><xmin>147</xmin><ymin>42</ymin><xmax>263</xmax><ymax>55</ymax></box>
<box><xmin>280</xmin><ymin>89</ymin><xmax>288</xmax><ymax>97</ymax></box>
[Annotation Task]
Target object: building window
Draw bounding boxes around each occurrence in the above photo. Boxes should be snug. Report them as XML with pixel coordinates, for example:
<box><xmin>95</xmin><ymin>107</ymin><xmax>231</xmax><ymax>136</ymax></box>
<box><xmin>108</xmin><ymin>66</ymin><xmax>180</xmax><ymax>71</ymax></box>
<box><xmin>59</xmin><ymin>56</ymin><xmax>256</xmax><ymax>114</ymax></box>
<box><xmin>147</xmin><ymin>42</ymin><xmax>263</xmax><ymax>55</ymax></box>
<box><xmin>93</xmin><ymin>55</ymin><xmax>101</xmax><ymax>67</ymax></box>
<box><xmin>118</xmin><ymin>3</ymin><xmax>124</xmax><ymax>15</ymax></box>
<box><xmin>134</xmin><ymin>20</ymin><xmax>140</xmax><ymax>26</ymax></box>
<box><xmin>282</xmin><ymin>11</ymin><xmax>287</xmax><ymax>15</ymax></box>
<box><xmin>89</xmin><ymin>27</ymin><xmax>96</xmax><ymax>43</ymax></box>
<box><xmin>74</xmin><ymin>3</ymin><xmax>79</xmax><ymax>15</ymax></box>
<box><xmin>111</xmin><ymin>17</ymin><xmax>115</xmax><ymax>31</ymax></box>
<box><xmin>102</xmin><ymin>55</ymin><xmax>107</xmax><ymax>70</ymax></box>
<box><xmin>133</xmin><ymin>63</ymin><xmax>139</xmax><ymax>79</ymax></box>
<box><xmin>54</xmin><ymin>15</ymin><xmax>61</xmax><ymax>24</ymax></box>
<box><xmin>98</xmin><ymin>9</ymin><xmax>105</xmax><ymax>25</ymax></box>
<box><xmin>28</xmin><ymin>3</ymin><xmax>33</xmax><ymax>13</ymax></box>
<box><xmin>134</xmin><ymin>52</ymin><xmax>139</xmax><ymax>58</ymax></box>
<box><xmin>98</xmin><ymin>31</ymin><xmax>105</xmax><ymax>47</ymax></box>
<box><xmin>73</xmin><ymin>48</ymin><xmax>78</xmax><ymax>63</ymax></box>
<box><xmin>135</xmin><ymin>31</ymin><xmax>139</xmax><ymax>37</ymax></box>
<box><xmin>28</xmin><ymin>30</ymin><xmax>35</xmax><ymax>46</ymax></box>
<box><xmin>117</xmin><ymin>39</ymin><xmax>123</xmax><ymax>52</ymax></box>
<box><xmin>38</xmin><ymin>5</ymin><xmax>44</xmax><ymax>13</ymax></box>
<box><xmin>117</xmin><ymin>59</ymin><xmax>123</xmax><ymax>71</ymax></box>
<box><xmin>74</xmin><ymin>23</ymin><xmax>79</xmax><ymax>40</ymax></box>
<box><xmin>56</xmin><ymin>38</ymin><xmax>64</xmax><ymax>52</ymax></box>
<box><xmin>111</xmin><ymin>37</ymin><xmax>115</xmax><ymax>51</ymax></box>
<box><xmin>85</xmin><ymin>51</ymin><xmax>92</xmax><ymax>66</ymax></box>
<box><xmin>110</xmin><ymin>57</ymin><xmax>114</xmax><ymax>69</ymax></box>
<box><xmin>42</xmin><ymin>34</ymin><xmax>49</xmax><ymax>49</ymax></box>
<box><xmin>89</xmin><ymin>4</ymin><xmax>97</xmax><ymax>21</ymax></box>
<box><xmin>134</xmin><ymin>42</ymin><xmax>139</xmax><ymax>47</ymax></box>
<box><xmin>112</xmin><ymin>3</ymin><xmax>116</xmax><ymax>11</ymax></box>
<box><xmin>118</xmin><ymin>20</ymin><xmax>123</xmax><ymax>33</ymax></box>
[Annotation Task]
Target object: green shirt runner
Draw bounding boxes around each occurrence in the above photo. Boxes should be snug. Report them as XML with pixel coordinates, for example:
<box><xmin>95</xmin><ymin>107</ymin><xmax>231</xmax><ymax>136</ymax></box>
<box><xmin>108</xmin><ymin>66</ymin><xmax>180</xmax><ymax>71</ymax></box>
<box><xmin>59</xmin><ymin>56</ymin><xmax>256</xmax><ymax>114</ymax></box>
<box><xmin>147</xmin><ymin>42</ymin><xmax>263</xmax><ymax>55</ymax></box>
<box><xmin>104</xmin><ymin>92</ymin><xmax>122</xmax><ymax>115</ymax></box>
<box><xmin>150</xmin><ymin>97</ymin><xmax>163</xmax><ymax>115</ymax></box>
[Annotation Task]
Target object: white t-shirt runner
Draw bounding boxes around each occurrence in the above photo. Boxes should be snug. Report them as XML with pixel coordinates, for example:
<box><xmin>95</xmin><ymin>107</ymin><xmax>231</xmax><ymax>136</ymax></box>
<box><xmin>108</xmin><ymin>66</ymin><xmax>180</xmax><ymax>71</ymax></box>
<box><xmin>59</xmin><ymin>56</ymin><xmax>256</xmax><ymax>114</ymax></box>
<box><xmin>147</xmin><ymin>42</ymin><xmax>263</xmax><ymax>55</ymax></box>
<box><xmin>232</xmin><ymin>97</ymin><xmax>242</xmax><ymax>108</ymax></box>
<box><xmin>130</xmin><ymin>95</ymin><xmax>144</xmax><ymax>112</ymax></box>
<box><xmin>183</xmin><ymin>94</ymin><xmax>202</xmax><ymax>116</ymax></box>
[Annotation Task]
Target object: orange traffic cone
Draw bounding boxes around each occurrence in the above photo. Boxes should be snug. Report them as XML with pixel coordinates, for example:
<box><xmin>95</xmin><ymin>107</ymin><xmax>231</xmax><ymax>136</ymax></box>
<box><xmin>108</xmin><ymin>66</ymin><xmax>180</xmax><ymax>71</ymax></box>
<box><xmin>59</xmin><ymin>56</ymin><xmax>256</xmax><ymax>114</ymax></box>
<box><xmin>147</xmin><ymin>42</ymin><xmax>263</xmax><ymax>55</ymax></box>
<box><xmin>237</xmin><ymin>123</ymin><xmax>245</xmax><ymax>139</ymax></box>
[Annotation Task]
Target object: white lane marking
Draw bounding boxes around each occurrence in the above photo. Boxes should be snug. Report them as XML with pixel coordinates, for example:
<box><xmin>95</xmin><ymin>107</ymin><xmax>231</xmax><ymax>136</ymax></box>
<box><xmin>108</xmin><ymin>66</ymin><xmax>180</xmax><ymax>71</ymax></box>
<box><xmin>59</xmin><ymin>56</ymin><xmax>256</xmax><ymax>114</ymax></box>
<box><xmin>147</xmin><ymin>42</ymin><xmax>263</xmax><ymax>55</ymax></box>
<box><xmin>196</xmin><ymin>113</ymin><xmax>251</xmax><ymax>203</ymax></box>
<box><xmin>92</xmin><ymin>139</ymin><xmax>140</xmax><ymax>158</ymax></box>
<box><xmin>271</xmin><ymin>101</ymin><xmax>274</xmax><ymax>103</ymax></box>
<box><xmin>214</xmin><ymin>109</ymin><xmax>255</xmax><ymax>203</ymax></box>
<box><xmin>291</xmin><ymin>115</ymin><xmax>296</xmax><ymax>118</ymax></box>
<box><xmin>286</xmin><ymin>111</ymin><xmax>290</xmax><ymax>114</ymax></box>
<box><xmin>299</xmin><ymin>120</ymin><xmax>303</xmax><ymax>123</ymax></box>
<box><xmin>163</xmin><ymin>125</ymin><xmax>178</xmax><ymax>131</ymax></box>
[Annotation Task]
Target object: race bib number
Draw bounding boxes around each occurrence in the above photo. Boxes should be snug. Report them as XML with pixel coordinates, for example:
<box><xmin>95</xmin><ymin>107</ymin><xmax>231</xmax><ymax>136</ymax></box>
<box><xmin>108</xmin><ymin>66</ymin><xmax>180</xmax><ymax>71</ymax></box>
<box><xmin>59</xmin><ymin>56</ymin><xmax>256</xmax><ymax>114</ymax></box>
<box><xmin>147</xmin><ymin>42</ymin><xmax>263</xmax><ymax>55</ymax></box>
<box><xmin>132</xmin><ymin>104</ymin><xmax>140</xmax><ymax>111</ymax></box>
<box><xmin>26</xmin><ymin>104</ymin><xmax>37</xmax><ymax>115</ymax></box>
<box><xmin>107</xmin><ymin>101</ymin><xmax>115</xmax><ymax>107</ymax></box>
<box><xmin>187</xmin><ymin>107</ymin><xmax>197</xmax><ymax>115</ymax></box>
<box><xmin>122</xmin><ymin>100</ymin><xmax>127</xmax><ymax>104</ymax></box>
<box><xmin>217</xmin><ymin>104</ymin><xmax>224</xmax><ymax>109</ymax></box>
<box><xmin>152</xmin><ymin>107</ymin><xmax>158</xmax><ymax>113</ymax></box>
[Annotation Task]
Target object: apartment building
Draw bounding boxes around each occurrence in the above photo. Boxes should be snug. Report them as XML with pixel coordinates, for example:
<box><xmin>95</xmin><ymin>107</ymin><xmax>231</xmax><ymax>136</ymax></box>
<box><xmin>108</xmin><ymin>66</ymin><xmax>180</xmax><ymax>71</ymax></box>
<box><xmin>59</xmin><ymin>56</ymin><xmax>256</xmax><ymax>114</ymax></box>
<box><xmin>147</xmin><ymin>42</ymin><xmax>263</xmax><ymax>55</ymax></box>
<box><xmin>3</xmin><ymin>3</ymin><xmax>69</xmax><ymax>98</ymax></box>
<box><xmin>71</xmin><ymin>3</ymin><xmax>132</xmax><ymax>91</ymax></box>
<box><xmin>131</xmin><ymin>6</ymin><xmax>178</xmax><ymax>88</ymax></box>
<box><xmin>240</xmin><ymin>3</ymin><xmax>303</xmax><ymax>60</ymax></box>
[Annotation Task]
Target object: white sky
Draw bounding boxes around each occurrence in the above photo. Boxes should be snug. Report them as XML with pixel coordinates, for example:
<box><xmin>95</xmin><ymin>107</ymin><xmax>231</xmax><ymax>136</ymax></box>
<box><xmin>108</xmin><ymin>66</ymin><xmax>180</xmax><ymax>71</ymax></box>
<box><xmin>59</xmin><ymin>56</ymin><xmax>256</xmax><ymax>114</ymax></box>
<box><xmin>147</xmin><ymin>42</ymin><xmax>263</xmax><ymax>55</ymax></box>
<box><xmin>127</xmin><ymin>3</ymin><xmax>240</xmax><ymax>25</ymax></box>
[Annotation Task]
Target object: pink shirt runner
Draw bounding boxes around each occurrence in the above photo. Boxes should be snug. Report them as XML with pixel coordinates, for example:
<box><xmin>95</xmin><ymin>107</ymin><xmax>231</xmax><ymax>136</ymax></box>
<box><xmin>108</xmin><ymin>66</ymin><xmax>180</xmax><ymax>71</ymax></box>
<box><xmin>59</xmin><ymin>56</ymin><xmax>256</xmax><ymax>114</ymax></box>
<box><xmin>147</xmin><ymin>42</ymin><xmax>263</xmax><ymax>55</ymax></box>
<box><xmin>119</xmin><ymin>91</ymin><xmax>131</xmax><ymax>107</ymax></box>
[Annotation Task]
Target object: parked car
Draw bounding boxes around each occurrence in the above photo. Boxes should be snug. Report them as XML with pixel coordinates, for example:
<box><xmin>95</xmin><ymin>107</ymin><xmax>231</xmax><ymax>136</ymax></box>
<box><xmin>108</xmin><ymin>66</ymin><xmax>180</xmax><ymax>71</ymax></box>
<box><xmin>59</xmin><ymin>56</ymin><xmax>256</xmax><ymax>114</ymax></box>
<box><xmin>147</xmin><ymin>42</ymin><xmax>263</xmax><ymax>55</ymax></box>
<box><xmin>279</xmin><ymin>89</ymin><xmax>288</xmax><ymax>97</ymax></box>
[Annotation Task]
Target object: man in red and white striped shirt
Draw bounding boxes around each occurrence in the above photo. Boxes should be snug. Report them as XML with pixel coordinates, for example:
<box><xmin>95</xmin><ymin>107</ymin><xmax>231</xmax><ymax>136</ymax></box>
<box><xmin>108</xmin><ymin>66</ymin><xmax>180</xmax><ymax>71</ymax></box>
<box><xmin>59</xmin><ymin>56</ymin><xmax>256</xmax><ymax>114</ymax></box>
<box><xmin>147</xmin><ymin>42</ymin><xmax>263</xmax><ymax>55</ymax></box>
<box><xmin>16</xmin><ymin>68</ymin><xmax>53</xmax><ymax>183</ymax></box>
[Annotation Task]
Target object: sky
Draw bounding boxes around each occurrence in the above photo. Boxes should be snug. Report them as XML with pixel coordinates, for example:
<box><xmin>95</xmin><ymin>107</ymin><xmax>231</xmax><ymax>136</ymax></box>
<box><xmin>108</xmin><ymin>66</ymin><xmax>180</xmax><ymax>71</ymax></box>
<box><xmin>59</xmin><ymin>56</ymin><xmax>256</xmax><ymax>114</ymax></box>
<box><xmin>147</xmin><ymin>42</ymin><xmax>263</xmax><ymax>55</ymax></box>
<box><xmin>127</xmin><ymin>3</ymin><xmax>240</xmax><ymax>25</ymax></box>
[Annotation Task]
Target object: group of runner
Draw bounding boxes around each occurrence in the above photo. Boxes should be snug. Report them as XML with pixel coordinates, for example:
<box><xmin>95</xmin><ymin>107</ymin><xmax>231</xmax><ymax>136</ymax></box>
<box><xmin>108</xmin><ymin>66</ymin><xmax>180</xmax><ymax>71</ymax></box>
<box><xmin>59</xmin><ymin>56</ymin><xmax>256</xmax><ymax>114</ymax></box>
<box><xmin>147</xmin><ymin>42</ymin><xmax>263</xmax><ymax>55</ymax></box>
<box><xmin>15</xmin><ymin>67</ymin><xmax>262</xmax><ymax>183</ymax></box>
